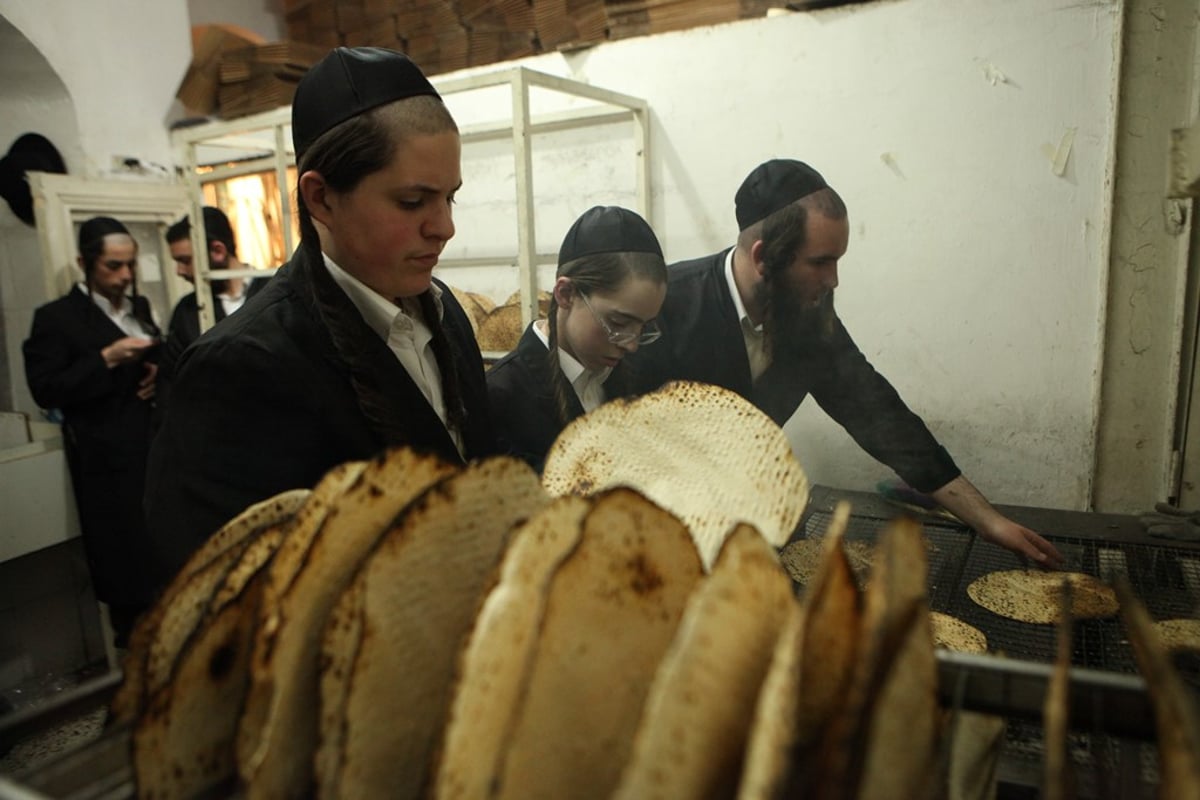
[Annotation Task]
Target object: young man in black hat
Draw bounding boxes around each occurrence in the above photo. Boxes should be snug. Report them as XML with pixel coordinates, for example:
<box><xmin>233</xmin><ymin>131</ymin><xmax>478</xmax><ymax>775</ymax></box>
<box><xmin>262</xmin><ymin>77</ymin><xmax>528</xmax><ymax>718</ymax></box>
<box><xmin>626</xmin><ymin>159</ymin><xmax>1064</xmax><ymax>569</ymax></box>
<box><xmin>23</xmin><ymin>217</ymin><xmax>162</xmax><ymax>646</ymax></box>
<box><xmin>488</xmin><ymin>205</ymin><xmax>667</xmax><ymax>470</ymax></box>
<box><xmin>158</xmin><ymin>206</ymin><xmax>266</xmax><ymax>414</ymax></box>
<box><xmin>145</xmin><ymin>47</ymin><xmax>494</xmax><ymax>590</ymax></box>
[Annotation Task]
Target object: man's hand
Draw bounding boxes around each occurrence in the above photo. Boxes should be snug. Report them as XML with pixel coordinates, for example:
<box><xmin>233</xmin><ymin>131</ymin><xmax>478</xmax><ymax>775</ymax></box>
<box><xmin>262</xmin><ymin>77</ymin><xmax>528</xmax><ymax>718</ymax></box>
<box><xmin>137</xmin><ymin>362</ymin><xmax>158</xmax><ymax>401</ymax></box>
<box><xmin>102</xmin><ymin>336</ymin><xmax>156</xmax><ymax>368</ymax></box>
<box><xmin>931</xmin><ymin>475</ymin><xmax>1064</xmax><ymax>569</ymax></box>
<box><xmin>976</xmin><ymin>517</ymin><xmax>1065</xmax><ymax>569</ymax></box>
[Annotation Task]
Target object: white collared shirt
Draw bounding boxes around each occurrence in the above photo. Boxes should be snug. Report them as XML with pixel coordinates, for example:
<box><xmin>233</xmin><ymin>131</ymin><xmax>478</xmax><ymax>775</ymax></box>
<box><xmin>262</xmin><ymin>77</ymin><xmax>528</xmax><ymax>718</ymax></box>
<box><xmin>723</xmin><ymin>249</ymin><xmax>769</xmax><ymax>381</ymax></box>
<box><xmin>218</xmin><ymin>281</ymin><xmax>247</xmax><ymax>317</ymax></box>
<box><xmin>532</xmin><ymin>320</ymin><xmax>611</xmax><ymax>412</ymax></box>
<box><xmin>322</xmin><ymin>255</ymin><xmax>463</xmax><ymax>454</ymax></box>
<box><xmin>79</xmin><ymin>283</ymin><xmax>153</xmax><ymax>338</ymax></box>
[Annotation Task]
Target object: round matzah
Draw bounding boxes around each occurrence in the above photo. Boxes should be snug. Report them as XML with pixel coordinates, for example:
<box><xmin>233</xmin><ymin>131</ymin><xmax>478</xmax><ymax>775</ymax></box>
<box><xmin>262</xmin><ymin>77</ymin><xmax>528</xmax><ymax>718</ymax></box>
<box><xmin>779</xmin><ymin>534</ymin><xmax>937</xmax><ymax>591</ymax></box>
<box><xmin>1152</xmin><ymin>618</ymin><xmax>1200</xmax><ymax>653</ymax></box>
<box><xmin>966</xmin><ymin>570</ymin><xmax>1117</xmax><ymax>625</ymax></box>
<box><xmin>468</xmin><ymin>290</ymin><xmax>496</xmax><ymax>314</ymax></box>
<box><xmin>542</xmin><ymin>381</ymin><xmax>809</xmax><ymax>569</ymax></box>
<box><xmin>930</xmin><ymin>612</ymin><xmax>988</xmax><ymax>654</ymax></box>
<box><xmin>447</xmin><ymin>286</ymin><xmax>492</xmax><ymax>334</ymax></box>
<box><xmin>476</xmin><ymin>304</ymin><xmax>523</xmax><ymax>352</ymax></box>
<box><xmin>780</xmin><ymin>538</ymin><xmax>873</xmax><ymax>590</ymax></box>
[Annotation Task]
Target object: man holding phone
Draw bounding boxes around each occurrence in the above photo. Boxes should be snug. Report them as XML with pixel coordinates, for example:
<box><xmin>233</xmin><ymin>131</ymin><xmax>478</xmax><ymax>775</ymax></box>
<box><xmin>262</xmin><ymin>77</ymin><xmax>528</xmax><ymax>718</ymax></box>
<box><xmin>23</xmin><ymin>216</ymin><xmax>161</xmax><ymax>647</ymax></box>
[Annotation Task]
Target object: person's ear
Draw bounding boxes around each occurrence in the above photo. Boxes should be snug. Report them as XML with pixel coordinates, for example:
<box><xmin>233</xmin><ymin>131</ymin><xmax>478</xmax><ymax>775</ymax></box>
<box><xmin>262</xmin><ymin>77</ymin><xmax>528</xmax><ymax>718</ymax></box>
<box><xmin>749</xmin><ymin>239</ymin><xmax>767</xmax><ymax>278</ymax></box>
<box><xmin>299</xmin><ymin>170</ymin><xmax>333</xmax><ymax>228</ymax></box>
<box><xmin>209</xmin><ymin>240</ymin><xmax>227</xmax><ymax>260</ymax></box>
<box><xmin>552</xmin><ymin>275</ymin><xmax>574</xmax><ymax>308</ymax></box>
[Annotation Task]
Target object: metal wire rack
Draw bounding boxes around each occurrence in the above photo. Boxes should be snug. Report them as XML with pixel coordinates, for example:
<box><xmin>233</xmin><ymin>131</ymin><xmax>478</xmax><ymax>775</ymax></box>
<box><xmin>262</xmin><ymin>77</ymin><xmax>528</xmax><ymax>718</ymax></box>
<box><xmin>790</xmin><ymin>492</ymin><xmax>1200</xmax><ymax>800</ymax></box>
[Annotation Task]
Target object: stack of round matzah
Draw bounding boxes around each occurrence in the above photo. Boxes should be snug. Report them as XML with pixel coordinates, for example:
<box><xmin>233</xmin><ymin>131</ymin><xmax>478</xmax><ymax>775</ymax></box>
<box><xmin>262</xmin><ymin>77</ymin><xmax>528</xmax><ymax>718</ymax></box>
<box><xmin>476</xmin><ymin>303</ymin><xmax>523</xmax><ymax>352</ymax></box>
<box><xmin>117</xmin><ymin>420</ymin><xmax>1188</xmax><ymax>797</ymax></box>
<box><xmin>446</xmin><ymin>285</ymin><xmax>496</xmax><ymax>335</ymax></box>
<box><xmin>502</xmin><ymin>289</ymin><xmax>552</xmax><ymax>317</ymax></box>
<box><xmin>477</xmin><ymin>291</ymin><xmax>553</xmax><ymax>353</ymax></box>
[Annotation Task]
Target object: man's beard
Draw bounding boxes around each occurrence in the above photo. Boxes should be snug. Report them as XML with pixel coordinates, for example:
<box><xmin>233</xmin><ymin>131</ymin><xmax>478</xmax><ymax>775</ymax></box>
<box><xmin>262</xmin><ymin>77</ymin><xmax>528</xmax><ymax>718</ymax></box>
<box><xmin>757</xmin><ymin>277</ymin><xmax>837</xmax><ymax>363</ymax></box>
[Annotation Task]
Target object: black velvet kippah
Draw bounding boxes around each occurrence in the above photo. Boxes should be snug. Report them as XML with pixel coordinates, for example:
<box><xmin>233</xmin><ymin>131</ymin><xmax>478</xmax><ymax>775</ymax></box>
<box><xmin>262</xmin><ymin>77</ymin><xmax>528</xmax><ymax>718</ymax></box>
<box><xmin>558</xmin><ymin>206</ymin><xmax>663</xmax><ymax>265</ymax></box>
<box><xmin>78</xmin><ymin>216</ymin><xmax>130</xmax><ymax>252</ymax></box>
<box><xmin>734</xmin><ymin>159</ymin><xmax>828</xmax><ymax>231</ymax></box>
<box><xmin>291</xmin><ymin>47</ymin><xmax>440</xmax><ymax>159</ymax></box>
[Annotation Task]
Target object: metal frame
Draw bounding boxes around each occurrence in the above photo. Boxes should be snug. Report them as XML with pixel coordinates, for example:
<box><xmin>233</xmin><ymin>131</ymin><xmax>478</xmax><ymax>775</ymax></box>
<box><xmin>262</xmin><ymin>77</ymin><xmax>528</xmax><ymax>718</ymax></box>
<box><xmin>170</xmin><ymin>66</ymin><xmax>651</xmax><ymax>339</ymax></box>
<box><xmin>0</xmin><ymin>648</ymin><xmax>1161</xmax><ymax>800</ymax></box>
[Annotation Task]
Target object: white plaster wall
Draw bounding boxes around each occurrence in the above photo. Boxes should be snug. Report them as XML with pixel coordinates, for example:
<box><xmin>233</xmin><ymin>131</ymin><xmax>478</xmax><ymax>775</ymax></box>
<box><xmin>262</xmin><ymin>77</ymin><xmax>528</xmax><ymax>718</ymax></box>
<box><xmin>437</xmin><ymin>0</ymin><xmax>1119</xmax><ymax>509</ymax></box>
<box><xmin>0</xmin><ymin>0</ymin><xmax>190</xmax><ymax>176</ymax></box>
<box><xmin>187</xmin><ymin>0</ymin><xmax>284</xmax><ymax>41</ymax></box>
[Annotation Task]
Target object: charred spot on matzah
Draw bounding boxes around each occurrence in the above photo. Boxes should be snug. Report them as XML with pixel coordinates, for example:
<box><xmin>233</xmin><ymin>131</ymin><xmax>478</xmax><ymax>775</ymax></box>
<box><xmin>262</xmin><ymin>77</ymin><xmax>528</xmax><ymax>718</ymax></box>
<box><xmin>627</xmin><ymin>553</ymin><xmax>664</xmax><ymax>594</ymax></box>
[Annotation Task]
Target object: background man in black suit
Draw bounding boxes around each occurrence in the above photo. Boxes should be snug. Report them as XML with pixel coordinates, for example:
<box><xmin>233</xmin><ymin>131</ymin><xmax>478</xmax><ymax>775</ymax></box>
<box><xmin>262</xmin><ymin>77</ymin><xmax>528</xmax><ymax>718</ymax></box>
<box><xmin>158</xmin><ymin>206</ymin><xmax>266</xmax><ymax>413</ymax></box>
<box><xmin>23</xmin><ymin>216</ymin><xmax>161</xmax><ymax>646</ymax></box>
<box><xmin>626</xmin><ymin>159</ymin><xmax>1063</xmax><ymax>568</ymax></box>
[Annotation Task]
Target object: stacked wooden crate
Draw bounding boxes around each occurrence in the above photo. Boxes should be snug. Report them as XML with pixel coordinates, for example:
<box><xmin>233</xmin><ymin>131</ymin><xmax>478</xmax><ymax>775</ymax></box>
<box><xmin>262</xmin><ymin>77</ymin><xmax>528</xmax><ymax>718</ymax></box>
<box><xmin>176</xmin><ymin>25</ymin><xmax>266</xmax><ymax>116</ymax></box>
<box><xmin>216</xmin><ymin>41</ymin><xmax>328</xmax><ymax>119</ymax></box>
<box><xmin>607</xmin><ymin>0</ymin><xmax>778</xmax><ymax>40</ymax></box>
<box><xmin>280</xmin><ymin>0</ymin><xmax>790</xmax><ymax>76</ymax></box>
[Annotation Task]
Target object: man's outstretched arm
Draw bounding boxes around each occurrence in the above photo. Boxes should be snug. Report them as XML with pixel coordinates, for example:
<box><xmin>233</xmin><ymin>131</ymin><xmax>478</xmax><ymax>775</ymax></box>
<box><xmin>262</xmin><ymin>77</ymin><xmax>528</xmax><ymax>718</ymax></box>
<box><xmin>932</xmin><ymin>475</ymin><xmax>1064</xmax><ymax>569</ymax></box>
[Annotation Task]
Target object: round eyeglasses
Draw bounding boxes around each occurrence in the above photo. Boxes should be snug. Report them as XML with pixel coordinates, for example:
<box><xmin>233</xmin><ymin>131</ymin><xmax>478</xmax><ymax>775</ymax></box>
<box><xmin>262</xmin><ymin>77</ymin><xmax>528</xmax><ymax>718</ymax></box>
<box><xmin>578</xmin><ymin>291</ymin><xmax>662</xmax><ymax>346</ymax></box>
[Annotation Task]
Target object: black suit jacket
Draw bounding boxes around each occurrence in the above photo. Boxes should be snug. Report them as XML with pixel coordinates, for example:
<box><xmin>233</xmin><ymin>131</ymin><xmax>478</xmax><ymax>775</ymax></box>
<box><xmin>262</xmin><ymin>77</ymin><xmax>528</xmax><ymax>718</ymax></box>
<box><xmin>487</xmin><ymin>322</ymin><xmax>636</xmax><ymax>471</ymax></box>
<box><xmin>145</xmin><ymin>247</ymin><xmax>496</xmax><ymax>586</ymax></box>
<box><xmin>23</xmin><ymin>286</ymin><xmax>160</xmax><ymax>606</ymax></box>
<box><xmin>624</xmin><ymin>249</ymin><xmax>960</xmax><ymax>492</ymax></box>
<box><xmin>157</xmin><ymin>278</ymin><xmax>268</xmax><ymax>419</ymax></box>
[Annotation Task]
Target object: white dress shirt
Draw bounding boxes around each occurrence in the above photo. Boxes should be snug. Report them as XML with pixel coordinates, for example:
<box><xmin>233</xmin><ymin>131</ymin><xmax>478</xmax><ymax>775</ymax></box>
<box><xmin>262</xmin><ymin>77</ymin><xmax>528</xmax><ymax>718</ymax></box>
<box><xmin>80</xmin><ymin>283</ymin><xmax>154</xmax><ymax>337</ymax></box>
<box><xmin>322</xmin><ymin>255</ymin><xmax>463</xmax><ymax>454</ymax></box>
<box><xmin>532</xmin><ymin>320</ymin><xmax>611</xmax><ymax>412</ymax></box>
<box><xmin>723</xmin><ymin>249</ymin><xmax>769</xmax><ymax>381</ymax></box>
<box><xmin>218</xmin><ymin>282</ymin><xmax>248</xmax><ymax>317</ymax></box>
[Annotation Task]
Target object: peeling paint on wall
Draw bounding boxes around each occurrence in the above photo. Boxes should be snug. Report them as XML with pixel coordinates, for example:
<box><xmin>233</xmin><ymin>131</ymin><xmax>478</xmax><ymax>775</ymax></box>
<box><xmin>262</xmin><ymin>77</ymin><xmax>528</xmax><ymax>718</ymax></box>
<box><xmin>1127</xmin><ymin>284</ymin><xmax>1152</xmax><ymax>355</ymax></box>
<box><xmin>1164</xmin><ymin>199</ymin><xmax>1188</xmax><ymax>235</ymax></box>
<box><xmin>979</xmin><ymin>62</ymin><xmax>1011</xmax><ymax>86</ymax></box>
<box><xmin>1040</xmin><ymin>127</ymin><xmax>1077</xmax><ymax>176</ymax></box>
<box><xmin>879</xmin><ymin>152</ymin><xmax>904</xmax><ymax>179</ymax></box>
